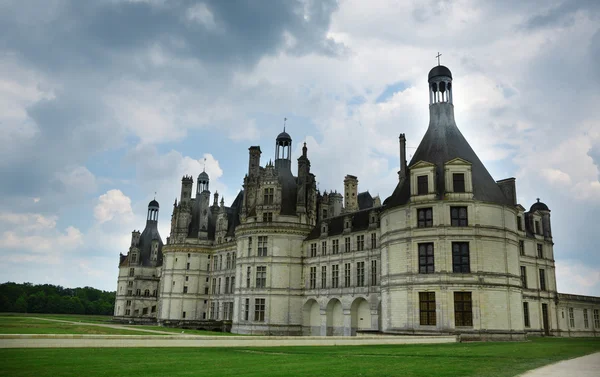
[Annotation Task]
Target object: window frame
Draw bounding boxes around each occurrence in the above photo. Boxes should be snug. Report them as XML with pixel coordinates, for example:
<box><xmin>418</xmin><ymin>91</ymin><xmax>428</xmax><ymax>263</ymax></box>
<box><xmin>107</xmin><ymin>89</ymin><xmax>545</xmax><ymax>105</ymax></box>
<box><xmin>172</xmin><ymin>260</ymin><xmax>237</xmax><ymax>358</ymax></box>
<box><xmin>356</xmin><ymin>261</ymin><xmax>365</xmax><ymax>287</ymax></box>
<box><xmin>417</xmin><ymin>208</ymin><xmax>433</xmax><ymax>228</ymax></box>
<box><xmin>452</xmin><ymin>242</ymin><xmax>470</xmax><ymax>273</ymax></box>
<box><xmin>520</xmin><ymin>266</ymin><xmax>528</xmax><ymax>288</ymax></box>
<box><xmin>450</xmin><ymin>206</ymin><xmax>468</xmax><ymax>227</ymax></box>
<box><xmin>418</xmin><ymin>243</ymin><xmax>435</xmax><ymax>274</ymax></box>
<box><xmin>452</xmin><ymin>173</ymin><xmax>465</xmax><ymax>193</ymax></box>
<box><xmin>256</xmin><ymin>266</ymin><xmax>267</xmax><ymax>288</ymax></box>
<box><xmin>257</xmin><ymin>236</ymin><xmax>268</xmax><ymax>257</ymax></box>
<box><xmin>419</xmin><ymin>292</ymin><xmax>436</xmax><ymax>326</ymax></box>
<box><xmin>523</xmin><ymin>302</ymin><xmax>530</xmax><ymax>327</ymax></box>
<box><xmin>453</xmin><ymin>292</ymin><xmax>473</xmax><ymax>327</ymax></box>
<box><xmin>417</xmin><ymin>175</ymin><xmax>429</xmax><ymax>195</ymax></box>
<box><xmin>254</xmin><ymin>298</ymin><xmax>265</xmax><ymax>322</ymax></box>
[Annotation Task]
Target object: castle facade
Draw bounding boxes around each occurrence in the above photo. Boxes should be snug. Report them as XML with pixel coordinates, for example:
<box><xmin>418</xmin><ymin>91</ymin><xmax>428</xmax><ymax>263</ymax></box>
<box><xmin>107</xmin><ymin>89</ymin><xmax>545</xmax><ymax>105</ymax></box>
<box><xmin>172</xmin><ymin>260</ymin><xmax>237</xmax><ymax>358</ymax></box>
<box><xmin>114</xmin><ymin>64</ymin><xmax>600</xmax><ymax>339</ymax></box>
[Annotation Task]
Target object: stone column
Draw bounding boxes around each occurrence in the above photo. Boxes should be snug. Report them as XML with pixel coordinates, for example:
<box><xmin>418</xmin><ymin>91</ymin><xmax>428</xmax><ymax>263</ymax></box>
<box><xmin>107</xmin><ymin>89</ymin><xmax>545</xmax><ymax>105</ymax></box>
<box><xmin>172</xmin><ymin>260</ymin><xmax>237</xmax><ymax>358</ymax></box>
<box><xmin>343</xmin><ymin>309</ymin><xmax>352</xmax><ymax>336</ymax></box>
<box><xmin>320</xmin><ymin>308</ymin><xmax>327</xmax><ymax>336</ymax></box>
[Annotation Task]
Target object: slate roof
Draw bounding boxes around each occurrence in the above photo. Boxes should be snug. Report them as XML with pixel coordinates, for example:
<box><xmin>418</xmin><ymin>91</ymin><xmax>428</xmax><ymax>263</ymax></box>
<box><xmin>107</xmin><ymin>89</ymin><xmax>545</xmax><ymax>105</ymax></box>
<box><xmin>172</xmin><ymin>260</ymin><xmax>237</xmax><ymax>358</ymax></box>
<box><xmin>357</xmin><ymin>191</ymin><xmax>374</xmax><ymax>210</ymax></box>
<box><xmin>305</xmin><ymin>207</ymin><xmax>380</xmax><ymax>241</ymax></box>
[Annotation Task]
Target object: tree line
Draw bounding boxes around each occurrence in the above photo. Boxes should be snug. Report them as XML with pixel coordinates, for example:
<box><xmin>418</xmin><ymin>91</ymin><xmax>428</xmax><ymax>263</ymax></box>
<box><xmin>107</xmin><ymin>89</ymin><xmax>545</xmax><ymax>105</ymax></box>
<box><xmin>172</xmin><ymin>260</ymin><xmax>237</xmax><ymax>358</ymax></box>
<box><xmin>0</xmin><ymin>282</ymin><xmax>115</xmax><ymax>315</ymax></box>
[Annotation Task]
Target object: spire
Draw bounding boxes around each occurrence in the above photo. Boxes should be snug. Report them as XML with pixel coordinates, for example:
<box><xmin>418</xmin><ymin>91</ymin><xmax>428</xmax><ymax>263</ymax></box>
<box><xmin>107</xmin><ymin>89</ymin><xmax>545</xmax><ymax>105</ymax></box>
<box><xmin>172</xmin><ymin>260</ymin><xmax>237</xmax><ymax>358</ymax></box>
<box><xmin>302</xmin><ymin>142</ymin><xmax>307</xmax><ymax>157</ymax></box>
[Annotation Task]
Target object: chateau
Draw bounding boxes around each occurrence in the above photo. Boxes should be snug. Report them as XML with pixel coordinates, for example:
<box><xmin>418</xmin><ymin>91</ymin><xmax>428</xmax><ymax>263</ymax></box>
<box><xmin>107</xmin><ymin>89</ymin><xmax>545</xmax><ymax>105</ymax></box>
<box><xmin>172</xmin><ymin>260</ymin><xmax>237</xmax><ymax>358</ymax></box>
<box><xmin>114</xmin><ymin>64</ymin><xmax>600</xmax><ymax>339</ymax></box>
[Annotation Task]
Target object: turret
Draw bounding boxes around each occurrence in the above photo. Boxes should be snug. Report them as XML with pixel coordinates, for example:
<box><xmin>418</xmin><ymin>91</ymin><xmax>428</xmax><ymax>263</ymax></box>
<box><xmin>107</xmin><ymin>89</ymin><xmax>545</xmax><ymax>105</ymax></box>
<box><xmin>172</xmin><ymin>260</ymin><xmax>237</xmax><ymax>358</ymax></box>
<box><xmin>131</xmin><ymin>230</ymin><xmax>141</xmax><ymax>247</ymax></box>
<box><xmin>329</xmin><ymin>191</ymin><xmax>343</xmax><ymax>217</ymax></box>
<box><xmin>248</xmin><ymin>146</ymin><xmax>261</xmax><ymax>176</ymax></box>
<box><xmin>197</xmin><ymin>171</ymin><xmax>209</xmax><ymax>194</ymax></box>
<box><xmin>275</xmin><ymin>129</ymin><xmax>292</xmax><ymax>172</ymax></box>
<box><xmin>530</xmin><ymin>199</ymin><xmax>552</xmax><ymax>239</ymax></box>
<box><xmin>147</xmin><ymin>199</ymin><xmax>159</xmax><ymax>224</ymax></box>
<box><xmin>180</xmin><ymin>175</ymin><xmax>193</xmax><ymax>205</ymax></box>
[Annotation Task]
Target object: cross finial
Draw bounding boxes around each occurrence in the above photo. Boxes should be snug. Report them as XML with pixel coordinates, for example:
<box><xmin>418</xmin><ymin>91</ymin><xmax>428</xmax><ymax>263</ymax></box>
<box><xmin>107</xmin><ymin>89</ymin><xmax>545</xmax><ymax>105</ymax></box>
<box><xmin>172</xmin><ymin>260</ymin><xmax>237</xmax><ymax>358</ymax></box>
<box><xmin>203</xmin><ymin>157</ymin><xmax>206</xmax><ymax>172</ymax></box>
<box><xmin>536</xmin><ymin>198</ymin><xmax>540</xmax><ymax>202</ymax></box>
<box><xmin>283</xmin><ymin>117</ymin><xmax>287</xmax><ymax>132</ymax></box>
<box><xmin>436</xmin><ymin>52</ymin><xmax>442</xmax><ymax>66</ymax></box>
<box><xmin>154</xmin><ymin>191</ymin><xmax>156</xmax><ymax>200</ymax></box>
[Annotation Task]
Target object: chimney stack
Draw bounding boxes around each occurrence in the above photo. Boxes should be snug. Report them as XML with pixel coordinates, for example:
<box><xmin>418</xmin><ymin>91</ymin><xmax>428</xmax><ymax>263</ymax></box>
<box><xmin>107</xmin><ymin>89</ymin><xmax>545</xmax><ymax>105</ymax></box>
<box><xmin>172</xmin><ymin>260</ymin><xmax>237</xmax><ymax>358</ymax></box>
<box><xmin>344</xmin><ymin>175</ymin><xmax>359</xmax><ymax>213</ymax></box>
<box><xmin>398</xmin><ymin>133</ymin><xmax>407</xmax><ymax>180</ymax></box>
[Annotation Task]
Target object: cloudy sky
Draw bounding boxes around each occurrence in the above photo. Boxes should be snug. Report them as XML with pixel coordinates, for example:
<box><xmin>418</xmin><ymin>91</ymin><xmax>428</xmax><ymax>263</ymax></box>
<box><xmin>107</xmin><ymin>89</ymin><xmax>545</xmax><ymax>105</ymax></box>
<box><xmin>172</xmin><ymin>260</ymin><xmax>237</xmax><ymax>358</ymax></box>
<box><xmin>1</xmin><ymin>0</ymin><xmax>599</xmax><ymax>294</ymax></box>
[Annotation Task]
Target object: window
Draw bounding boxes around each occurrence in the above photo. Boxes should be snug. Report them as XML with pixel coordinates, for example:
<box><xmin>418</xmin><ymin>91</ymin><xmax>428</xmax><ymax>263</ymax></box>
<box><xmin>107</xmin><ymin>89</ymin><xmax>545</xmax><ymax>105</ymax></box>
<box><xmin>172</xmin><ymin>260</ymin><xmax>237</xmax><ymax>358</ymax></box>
<box><xmin>204</xmin><ymin>287</ymin><xmax>209</xmax><ymax>294</ymax></box>
<box><xmin>212</xmin><ymin>278</ymin><xmax>216</xmax><ymax>294</ymax></box>
<box><xmin>185</xmin><ymin>276</ymin><xmax>189</xmax><ymax>282</ymax></box>
<box><xmin>321</xmin><ymin>266</ymin><xmax>327</xmax><ymax>289</ymax></box>
<box><xmin>451</xmin><ymin>207</ymin><xmax>468</xmax><ymax>226</ymax></box>
<box><xmin>344</xmin><ymin>263</ymin><xmax>351</xmax><ymax>287</ymax></box>
<box><xmin>371</xmin><ymin>260</ymin><xmax>377</xmax><ymax>286</ymax></box>
<box><xmin>594</xmin><ymin>309</ymin><xmax>599</xmax><ymax>328</ymax></box>
<box><xmin>419</xmin><ymin>292</ymin><xmax>436</xmax><ymax>326</ymax></box>
<box><xmin>183</xmin><ymin>286</ymin><xmax>188</xmax><ymax>294</ymax></box>
<box><xmin>144</xmin><ymin>289</ymin><xmax>150</xmax><ymax>296</ymax></box>
<box><xmin>128</xmin><ymin>281</ymin><xmax>133</xmax><ymax>287</ymax></box>
<box><xmin>262</xmin><ymin>212</ymin><xmax>273</xmax><ymax>222</ymax></box>
<box><xmin>371</xmin><ymin>233</ymin><xmax>377</xmax><ymax>249</ymax></box>
<box><xmin>263</xmin><ymin>188</ymin><xmax>274</xmax><ymax>205</ymax></box>
<box><xmin>523</xmin><ymin>302</ymin><xmax>530</xmax><ymax>327</ymax></box>
<box><xmin>356</xmin><ymin>262</ymin><xmax>365</xmax><ymax>287</ymax></box>
<box><xmin>248</xmin><ymin>237</ymin><xmax>252</xmax><ymax>255</ymax></box>
<box><xmin>224</xmin><ymin>302</ymin><xmax>232</xmax><ymax>320</ymax></box>
<box><xmin>345</xmin><ymin>237</ymin><xmax>351</xmax><ymax>253</ymax></box>
<box><xmin>258</xmin><ymin>236</ymin><xmax>268</xmax><ymax>257</ymax></box>
<box><xmin>539</xmin><ymin>269</ymin><xmax>546</xmax><ymax>291</ymax></box>
<box><xmin>452</xmin><ymin>242</ymin><xmax>470</xmax><ymax>273</ymax></box>
<box><xmin>517</xmin><ymin>216</ymin><xmax>523</xmax><ymax>231</ymax></box>
<box><xmin>210</xmin><ymin>302</ymin><xmax>216</xmax><ymax>319</ymax></box>
<box><xmin>323</xmin><ymin>209</ymin><xmax>328</xmax><ymax>219</ymax></box>
<box><xmin>256</xmin><ymin>266</ymin><xmax>267</xmax><ymax>288</ymax></box>
<box><xmin>417</xmin><ymin>208</ymin><xmax>433</xmax><ymax>228</ymax></box>
<box><xmin>310</xmin><ymin>243</ymin><xmax>317</xmax><ymax>258</ymax></box>
<box><xmin>225</xmin><ymin>277</ymin><xmax>230</xmax><ymax>293</ymax></box>
<box><xmin>535</xmin><ymin>221</ymin><xmax>541</xmax><ymax>235</ymax></box>
<box><xmin>127</xmin><ymin>290</ymin><xmax>132</xmax><ymax>296</ymax></box>
<box><xmin>332</xmin><ymin>239</ymin><xmax>339</xmax><ymax>254</ymax></box>
<box><xmin>246</xmin><ymin>266</ymin><xmax>251</xmax><ymax>288</ymax></box>
<box><xmin>136</xmin><ymin>289</ymin><xmax>141</xmax><ymax>296</ymax></box>
<box><xmin>519</xmin><ymin>240</ymin><xmax>525</xmax><ymax>256</ymax></box>
<box><xmin>537</xmin><ymin>244</ymin><xmax>543</xmax><ymax>258</ymax></box>
<box><xmin>454</xmin><ymin>292</ymin><xmax>472</xmax><ymax>327</ymax></box>
<box><xmin>126</xmin><ymin>300</ymin><xmax>131</xmax><ymax>307</ymax></box>
<box><xmin>332</xmin><ymin>265</ymin><xmax>339</xmax><ymax>288</ymax></box>
<box><xmin>129</xmin><ymin>268</ymin><xmax>134</xmax><ymax>277</ymax></box>
<box><xmin>321</xmin><ymin>241</ymin><xmax>327</xmax><ymax>255</ymax></box>
<box><xmin>569</xmin><ymin>307</ymin><xmax>575</xmax><ymax>327</ymax></box>
<box><xmin>232</xmin><ymin>253</ymin><xmax>236</xmax><ymax>267</ymax></box>
<box><xmin>226</xmin><ymin>253</ymin><xmax>231</xmax><ymax>269</ymax></box>
<box><xmin>244</xmin><ymin>298</ymin><xmax>250</xmax><ymax>321</ymax></box>
<box><xmin>584</xmin><ymin>309</ymin><xmax>589</xmax><ymax>329</ymax></box>
<box><xmin>151</xmin><ymin>305</ymin><xmax>156</xmax><ymax>313</ymax></box>
<box><xmin>186</xmin><ymin>262</ymin><xmax>190</xmax><ymax>270</ymax></box>
<box><xmin>417</xmin><ymin>175</ymin><xmax>428</xmax><ymax>195</ymax></box>
<box><xmin>182</xmin><ymin>311</ymin><xmax>186</xmax><ymax>319</ymax></box>
<box><xmin>520</xmin><ymin>266</ymin><xmax>528</xmax><ymax>289</ymax></box>
<box><xmin>357</xmin><ymin>235</ymin><xmax>364</xmax><ymax>251</ymax></box>
<box><xmin>217</xmin><ymin>278</ymin><xmax>221</xmax><ymax>294</ymax></box>
<box><xmin>309</xmin><ymin>266</ymin><xmax>317</xmax><ymax>289</ymax></box>
<box><xmin>213</xmin><ymin>257</ymin><xmax>218</xmax><ymax>270</ymax></box>
<box><xmin>418</xmin><ymin>243</ymin><xmax>435</xmax><ymax>274</ymax></box>
<box><xmin>453</xmin><ymin>173</ymin><xmax>465</xmax><ymax>193</ymax></box>
<box><xmin>254</xmin><ymin>298</ymin><xmax>265</xmax><ymax>322</ymax></box>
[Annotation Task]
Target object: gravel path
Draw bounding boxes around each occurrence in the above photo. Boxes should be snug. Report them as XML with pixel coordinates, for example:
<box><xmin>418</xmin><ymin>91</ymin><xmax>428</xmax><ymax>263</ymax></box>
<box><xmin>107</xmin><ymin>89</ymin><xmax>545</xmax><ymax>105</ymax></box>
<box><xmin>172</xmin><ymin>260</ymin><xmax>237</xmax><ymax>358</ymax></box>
<box><xmin>518</xmin><ymin>352</ymin><xmax>600</xmax><ymax>377</ymax></box>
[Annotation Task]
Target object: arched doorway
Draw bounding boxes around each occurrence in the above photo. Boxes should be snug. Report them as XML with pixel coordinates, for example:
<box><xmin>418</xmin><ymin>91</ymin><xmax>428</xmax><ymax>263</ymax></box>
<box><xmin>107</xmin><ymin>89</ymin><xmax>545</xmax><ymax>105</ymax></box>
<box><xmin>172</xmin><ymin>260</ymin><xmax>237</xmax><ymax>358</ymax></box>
<box><xmin>326</xmin><ymin>298</ymin><xmax>343</xmax><ymax>336</ymax></box>
<box><xmin>350</xmin><ymin>297</ymin><xmax>371</xmax><ymax>335</ymax></box>
<box><xmin>302</xmin><ymin>299</ymin><xmax>320</xmax><ymax>336</ymax></box>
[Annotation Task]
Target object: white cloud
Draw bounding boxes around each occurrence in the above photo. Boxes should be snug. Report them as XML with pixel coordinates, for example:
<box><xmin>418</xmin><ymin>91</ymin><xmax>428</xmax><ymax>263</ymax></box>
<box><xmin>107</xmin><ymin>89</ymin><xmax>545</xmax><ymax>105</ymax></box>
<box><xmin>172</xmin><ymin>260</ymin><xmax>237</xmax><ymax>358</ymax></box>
<box><xmin>556</xmin><ymin>259</ymin><xmax>600</xmax><ymax>296</ymax></box>
<box><xmin>94</xmin><ymin>189</ymin><xmax>134</xmax><ymax>224</ymax></box>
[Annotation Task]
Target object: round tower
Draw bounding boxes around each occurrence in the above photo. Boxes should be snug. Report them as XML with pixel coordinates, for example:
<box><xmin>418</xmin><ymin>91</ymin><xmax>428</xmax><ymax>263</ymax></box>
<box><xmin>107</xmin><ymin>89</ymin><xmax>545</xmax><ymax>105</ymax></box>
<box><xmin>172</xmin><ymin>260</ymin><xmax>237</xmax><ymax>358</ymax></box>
<box><xmin>197</xmin><ymin>171</ymin><xmax>209</xmax><ymax>194</ymax></box>
<box><xmin>275</xmin><ymin>129</ymin><xmax>292</xmax><ymax>171</ymax></box>
<box><xmin>147</xmin><ymin>199</ymin><xmax>159</xmax><ymax>223</ymax></box>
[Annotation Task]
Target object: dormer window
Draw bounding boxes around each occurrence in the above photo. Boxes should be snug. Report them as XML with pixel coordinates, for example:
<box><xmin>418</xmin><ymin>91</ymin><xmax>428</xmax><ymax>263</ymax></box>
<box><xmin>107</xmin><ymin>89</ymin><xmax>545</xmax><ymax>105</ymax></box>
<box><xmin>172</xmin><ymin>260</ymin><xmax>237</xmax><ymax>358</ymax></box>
<box><xmin>444</xmin><ymin>158</ymin><xmax>473</xmax><ymax>195</ymax></box>
<box><xmin>417</xmin><ymin>176</ymin><xmax>428</xmax><ymax>195</ymax></box>
<box><xmin>263</xmin><ymin>188</ymin><xmax>274</xmax><ymax>205</ymax></box>
<box><xmin>535</xmin><ymin>221</ymin><xmax>541</xmax><ymax>235</ymax></box>
<box><xmin>453</xmin><ymin>173</ymin><xmax>465</xmax><ymax>193</ymax></box>
<box><xmin>263</xmin><ymin>212</ymin><xmax>273</xmax><ymax>222</ymax></box>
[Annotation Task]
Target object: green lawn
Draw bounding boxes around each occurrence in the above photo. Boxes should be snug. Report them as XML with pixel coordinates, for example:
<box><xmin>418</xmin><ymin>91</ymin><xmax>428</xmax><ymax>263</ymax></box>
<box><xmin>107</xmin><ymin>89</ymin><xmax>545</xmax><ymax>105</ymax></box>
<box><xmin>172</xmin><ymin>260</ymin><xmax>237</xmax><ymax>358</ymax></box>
<box><xmin>1</xmin><ymin>338</ymin><xmax>599</xmax><ymax>377</ymax></box>
<box><xmin>0</xmin><ymin>316</ymin><xmax>151</xmax><ymax>335</ymax></box>
<box><xmin>122</xmin><ymin>324</ymin><xmax>238</xmax><ymax>336</ymax></box>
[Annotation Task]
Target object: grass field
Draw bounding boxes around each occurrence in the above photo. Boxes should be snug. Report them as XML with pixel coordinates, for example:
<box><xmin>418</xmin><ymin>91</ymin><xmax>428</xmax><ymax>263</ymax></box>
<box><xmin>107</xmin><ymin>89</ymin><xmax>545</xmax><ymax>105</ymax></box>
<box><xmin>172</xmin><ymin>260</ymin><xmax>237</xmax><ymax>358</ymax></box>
<box><xmin>0</xmin><ymin>338</ymin><xmax>599</xmax><ymax>377</ymax></box>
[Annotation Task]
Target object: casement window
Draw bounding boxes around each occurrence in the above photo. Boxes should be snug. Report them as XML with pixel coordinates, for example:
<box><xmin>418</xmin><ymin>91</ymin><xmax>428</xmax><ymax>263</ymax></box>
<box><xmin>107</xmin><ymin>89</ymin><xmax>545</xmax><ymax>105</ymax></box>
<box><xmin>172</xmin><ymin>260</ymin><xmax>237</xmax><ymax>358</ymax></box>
<box><xmin>213</xmin><ymin>257</ymin><xmax>218</xmax><ymax>271</ymax></box>
<box><xmin>569</xmin><ymin>307</ymin><xmax>575</xmax><ymax>327</ymax></box>
<box><xmin>246</xmin><ymin>266</ymin><xmax>251</xmax><ymax>288</ymax></box>
<box><xmin>371</xmin><ymin>260</ymin><xmax>377</xmax><ymax>286</ymax></box>
<box><xmin>263</xmin><ymin>188</ymin><xmax>274</xmax><ymax>205</ymax></box>
<box><xmin>226</xmin><ymin>253</ymin><xmax>231</xmax><ymax>269</ymax></box>
<box><xmin>186</xmin><ymin>262</ymin><xmax>190</xmax><ymax>270</ymax></box>
<box><xmin>125</xmin><ymin>309</ymin><xmax>131</xmax><ymax>316</ymax></box>
<box><xmin>256</xmin><ymin>266</ymin><xmax>267</xmax><ymax>288</ymax></box>
<box><xmin>144</xmin><ymin>289</ymin><xmax>150</xmax><ymax>296</ymax></box>
<box><xmin>321</xmin><ymin>266</ymin><xmax>327</xmax><ymax>289</ymax></box>
<box><xmin>262</xmin><ymin>212</ymin><xmax>273</xmax><ymax>222</ymax></box>
<box><xmin>332</xmin><ymin>265</ymin><xmax>339</xmax><ymax>288</ymax></box>
<box><xmin>225</xmin><ymin>277</ymin><xmax>230</xmax><ymax>294</ymax></box>
<box><xmin>417</xmin><ymin>208</ymin><xmax>433</xmax><ymax>228</ymax></box>
<box><xmin>257</xmin><ymin>236</ymin><xmax>268</xmax><ymax>257</ymax></box>
<box><xmin>453</xmin><ymin>173</ymin><xmax>465</xmax><ymax>193</ymax></box>
<box><xmin>584</xmin><ymin>309</ymin><xmax>589</xmax><ymax>329</ymax></box>
<box><xmin>371</xmin><ymin>233</ymin><xmax>377</xmax><ymax>249</ymax></box>
<box><xmin>345</xmin><ymin>237</ymin><xmax>351</xmax><ymax>252</ymax></box>
<box><xmin>537</xmin><ymin>244</ymin><xmax>543</xmax><ymax>258</ymax></box>
<box><xmin>217</xmin><ymin>278</ymin><xmax>221</xmax><ymax>294</ymax></box>
<box><xmin>248</xmin><ymin>237</ymin><xmax>252</xmax><ymax>255</ymax></box>
<box><xmin>244</xmin><ymin>298</ymin><xmax>250</xmax><ymax>321</ymax></box>
<box><xmin>356</xmin><ymin>262</ymin><xmax>365</xmax><ymax>287</ymax></box>
<box><xmin>418</xmin><ymin>243</ymin><xmax>435</xmax><ymax>274</ymax></box>
<box><xmin>454</xmin><ymin>292</ymin><xmax>473</xmax><ymax>327</ymax></box>
<box><xmin>539</xmin><ymin>269</ymin><xmax>546</xmax><ymax>291</ymax></box>
<box><xmin>183</xmin><ymin>286</ymin><xmax>188</xmax><ymax>294</ymax></box>
<box><xmin>332</xmin><ymin>239</ymin><xmax>339</xmax><ymax>254</ymax></box>
<box><xmin>309</xmin><ymin>266</ymin><xmax>317</xmax><ymax>289</ymax></box>
<box><xmin>230</xmin><ymin>277</ymin><xmax>235</xmax><ymax>293</ymax></box>
<box><xmin>212</xmin><ymin>278</ymin><xmax>217</xmax><ymax>293</ymax></box>
<box><xmin>310</xmin><ymin>243</ymin><xmax>317</xmax><ymax>258</ymax></box>
<box><xmin>450</xmin><ymin>207</ymin><xmax>468</xmax><ymax>226</ymax></box>
<box><xmin>535</xmin><ymin>221</ymin><xmax>541</xmax><ymax>235</ymax></box>
<box><xmin>519</xmin><ymin>240</ymin><xmax>525</xmax><ymax>256</ymax></box>
<box><xmin>593</xmin><ymin>309</ymin><xmax>599</xmax><ymax>328</ymax></box>
<box><xmin>419</xmin><ymin>292</ymin><xmax>436</xmax><ymax>326</ymax></box>
<box><xmin>126</xmin><ymin>300</ymin><xmax>131</xmax><ymax>307</ymax></box>
<box><xmin>210</xmin><ymin>302</ymin><xmax>216</xmax><ymax>319</ymax></box>
<box><xmin>523</xmin><ymin>302</ymin><xmax>530</xmax><ymax>327</ymax></box>
<box><xmin>136</xmin><ymin>289</ymin><xmax>141</xmax><ymax>296</ymax></box>
<box><xmin>520</xmin><ymin>266</ymin><xmax>528</xmax><ymax>288</ymax></box>
<box><xmin>322</xmin><ymin>241</ymin><xmax>327</xmax><ymax>255</ymax></box>
<box><xmin>417</xmin><ymin>175</ymin><xmax>429</xmax><ymax>195</ymax></box>
<box><xmin>517</xmin><ymin>216</ymin><xmax>523</xmax><ymax>231</ymax></box>
<box><xmin>151</xmin><ymin>305</ymin><xmax>156</xmax><ymax>313</ymax></box>
<box><xmin>129</xmin><ymin>268</ymin><xmax>135</xmax><ymax>277</ymax></box>
<box><xmin>232</xmin><ymin>253</ymin><xmax>236</xmax><ymax>267</ymax></box>
<box><xmin>344</xmin><ymin>263</ymin><xmax>351</xmax><ymax>287</ymax></box>
<box><xmin>254</xmin><ymin>298</ymin><xmax>265</xmax><ymax>322</ymax></box>
<box><xmin>452</xmin><ymin>242</ymin><xmax>470</xmax><ymax>273</ymax></box>
<box><xmin>356</xmin><ymin>235</ymin><xmax>364</xmax><ymax>251</ymax></box>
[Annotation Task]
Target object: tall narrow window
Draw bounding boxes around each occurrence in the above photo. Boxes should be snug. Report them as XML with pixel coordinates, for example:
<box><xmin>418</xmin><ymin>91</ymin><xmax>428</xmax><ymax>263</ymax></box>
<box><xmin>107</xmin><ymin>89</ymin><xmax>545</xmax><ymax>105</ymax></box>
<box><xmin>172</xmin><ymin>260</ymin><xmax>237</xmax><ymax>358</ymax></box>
<box><xmin>322</xmin><ymin>241</ymin><xmax>327</xmax><ymax>255</ymax></box>
<box><xmin>309</xmin><ymin>266</ymin><xmax>316</xmax><ymax>289</ymax></box>
<box><xmin>417</xmin><ymin>208</ymin><xmax>433</xmax><ymax>228</ymax></box>
<box><xmin>244</xmin><ymin>298</ymin><xmax>249</xmax><ymax>321</ymax></box>
<box><xmin>246</xmin><ymin>266</ymin><xmax>251</xmax><ymax>288</ymax></box>
<box><xmin>217</xmin><ymin>278</ymin><xmax>221</xmax><ymax>294</ymax></box>
<box><xmin>256</xmin><ymin>266</ymin><xmax>267</xmax><ymax>288</ymax></box>
<box><xmin>539</xmin><ymin>269</ymin><xmax>546</xmax><ymax>291</ymax></box>
<box><xmin>332</xmin><ymin>265</ymin><xmax>339</xmax><ymax>288</ymax></box>
<box><xmin>183</xmin><ymin>286</ymin><xmax>188</xmax><ymax>294</ymax></box>
<box><xmin>356</xmin><ymin>262</ymin><xmax>365</xmax><ymax>287</ymax></box>
<box><xmin>419</xmin><ymin>292</ymin><xmax>436</xmax><ymax>326</ymax></box>
<box><xmin>254</xmin><ymin>298</ymin><xmax>265</xmax><ymax>322</ymax></box>
<box><xmin>417</xmin><ymin>175</ymin><xmax>428</xmax><ymax>195</ymax></box>
<box><xmin>345</xmin><ymin>237</ymin><xmax>351</xmax><ymax>253</ymax></box>
<box><xmin>226</xmin><ymin>253</ymin><xmax>231</xmax><ymax>269</ymax></box>
<box><xmin>129</xmin><ymin>268</ymin><xmax>134</xmax><ymax>277</ymax></box>
<box><xmin>263</xmin><ymin>188</ymin><xmax>274</xmax><ymax>205</ymax></box>
<box><xmin>225</xmin><ymin>277</ymin><xmax>230</xmax><ymax>294</ymax></box>
<box><xmin>569</xmin><ymin>307</ymin><xmax>575</xmax><ymax>327</ymax></box>
<box><xmin>520</xmin><ymin>266</ymin><xmax>528</xmax><ymax>288</ymax></box>
<box><xmin>453</xmin><ymin>173</ymin><xmax>465</xmax><ymax>193</ymax></box>
<box><xmin>371</xmin><ymin>233</ymin><xmax>377</xmax><ymax>249</ymax></box>
<box><xmin>523</xmin><ymin>302</ymin><xmax>530</xmax><ymax>327</ymax></box>
<box><xmin>332</xmin><ymin>239</ymin><xmax>339</xmax><ymax>254</ymax></box>
<box><xmin>371</xmin><ymin>260</ymin><xmax>377</xmax><ymax>286</ymax></box>
<box><xmin>452</xmin><ymin>242</ymin><xmax>470</xmax><ymax>273</ymax></box>
<box><xmin>519</xmin><ymin>240</ymin><xmax>525</xmax><ymax>256</ymax></box>
<box><xmin>454</xmin><ymin>292</ymin><xmax>472</xmax><ymax>327</ymax></box>
<box><xmin>310</xmin><ymin>243</ymin><xmax>317</xmax><ymax>258</ymax></box>
<box><xmin>535</xmin><ymin>221</ymin><xmax>541</xmax><ymax>235</ymax></box>
<box><xmin>248</xmin><ymin>237</ymin><xmax>252</xmax><ymax>256</ymax></box>
<box><xmin>517</xmin><ymin>216</ymin><xmax>523</xmax><ymax>231</ymax></box>
<box><xmin>321</xmin><ymin>266</ymin><xmax>327</xmax><ymax>289</ymax></box>
<box><xmin>451</xmin><ymin>207</ymin><xmax>468</xmax><ymax>226</ymax></box>
<box><xmin>593</xmin><ymin>309</ymin><xmax>599</xmax><ymax>328</ymax></box>
<box><xmin>356</xmin><ymin>235</ymin><xmax>364</xmax><ymax>251</ymax></box>
<box><xmin>418</xmin><ymin>243</ymin><xmax>435</xmax><ymax>274</ymax></box>
<box><xmin>212</xmin><ymin>278</ymin><xmax>217</xmax><ymax>294</ymax></box>
<box><xmin>537</xmin><ymin>244</ymin><xmax>543</xmax><ymax>258</ymax></box>
<box><xmin>584</xmin><ymin>309</ymin><xmax>589</xmax><ymax>329</ymax></box>
<box><xmin>344</xmin><ymin>263</ymin><xmax>351</xmax><ymax>287</ymax></box>
<box><xmin>257</xmin><ymin>236</ymin><xmax>268</xmax><ymax>257</ymax></box>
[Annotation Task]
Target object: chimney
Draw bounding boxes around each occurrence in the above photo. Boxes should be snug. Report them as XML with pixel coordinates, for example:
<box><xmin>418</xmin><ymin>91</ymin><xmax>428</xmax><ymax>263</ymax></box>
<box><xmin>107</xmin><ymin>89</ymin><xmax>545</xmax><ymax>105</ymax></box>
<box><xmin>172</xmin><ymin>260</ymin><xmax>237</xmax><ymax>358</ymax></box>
<box><xmin>344</xmin><ymin>175</ymin><xmax>359</xmax><ymax>213</ymax></box>
<box><xmin>398</xmin><ymin>133</ymin><xmax>407</xmax><ymax>180</ymax></box>
<box><xmin>213</xmin><ymin>191</ymin><xmax>219</xmax><ymax>207</ymax></box>
<box><xmin>248</xmin><ymin>146</ymin><xmax>262</xmax><ymax>176</ymax></box>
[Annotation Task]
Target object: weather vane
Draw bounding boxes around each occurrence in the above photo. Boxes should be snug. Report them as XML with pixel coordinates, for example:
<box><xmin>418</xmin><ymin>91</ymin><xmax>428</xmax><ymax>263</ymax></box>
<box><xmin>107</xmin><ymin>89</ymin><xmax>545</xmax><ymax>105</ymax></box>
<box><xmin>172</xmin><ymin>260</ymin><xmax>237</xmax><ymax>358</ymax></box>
<box><xmin>436</xmin><ymin>52</ymin><xmax>442</xmax><ymax>66</ymax></box>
